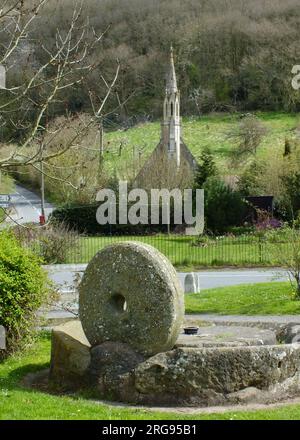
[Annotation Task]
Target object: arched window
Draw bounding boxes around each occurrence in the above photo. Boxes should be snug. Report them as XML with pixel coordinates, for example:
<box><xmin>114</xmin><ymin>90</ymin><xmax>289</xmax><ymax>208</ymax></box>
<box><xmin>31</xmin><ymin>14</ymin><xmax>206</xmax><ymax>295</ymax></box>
<box><xmin>171</xmin><ymin>102</ymin><xmax>174</xmax><ymax>116</ymax></box>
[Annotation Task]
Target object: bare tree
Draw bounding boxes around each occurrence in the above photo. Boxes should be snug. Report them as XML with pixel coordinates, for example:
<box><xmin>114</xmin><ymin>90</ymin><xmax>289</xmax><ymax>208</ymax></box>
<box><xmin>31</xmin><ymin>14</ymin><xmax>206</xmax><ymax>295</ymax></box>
<box><xmin>0</xmin><ymin>0</ymin><xmax>119</xmax><ymax>183</ymax></box>
<box><xmin>189</xmin><ymin>87</ymin><xmax>217</xmax><ymax>115</ymax></box>
<box><xmin>227</xmin><ymin>114</ymin><xmax>268</xmax><ymax>162</ymax></box>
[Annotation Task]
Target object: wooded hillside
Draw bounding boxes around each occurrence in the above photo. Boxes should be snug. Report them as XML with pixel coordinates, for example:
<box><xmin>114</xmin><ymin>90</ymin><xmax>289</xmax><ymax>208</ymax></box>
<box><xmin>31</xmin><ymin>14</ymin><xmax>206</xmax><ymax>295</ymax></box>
<box><xmin>3</xmin><ymin>0</ymin><xmax>300</xmax><ymax>129</ymax></box>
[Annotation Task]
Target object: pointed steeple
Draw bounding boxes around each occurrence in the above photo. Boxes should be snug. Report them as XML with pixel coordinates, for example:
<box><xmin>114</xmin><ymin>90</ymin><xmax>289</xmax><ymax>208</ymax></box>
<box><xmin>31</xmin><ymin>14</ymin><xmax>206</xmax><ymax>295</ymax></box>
<box><xmin>166</xmin><ymin>45</ymin><xmax>177</xmax><ymax>94</ymax></box>
<box><xmin>161</xmin><ymin>46</ymin><xmax>181</xmax><ymax>168</ymax></box>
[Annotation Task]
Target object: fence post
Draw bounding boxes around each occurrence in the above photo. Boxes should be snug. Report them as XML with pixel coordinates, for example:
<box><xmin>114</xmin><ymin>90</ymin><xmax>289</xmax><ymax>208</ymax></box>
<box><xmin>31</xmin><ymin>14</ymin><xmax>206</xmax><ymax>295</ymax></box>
<box><xmin>258</xmin><ymin>235</ymin><xmax>263</xmax><ymax>264</ymax></box>
<box><xmin>0</xmin><ymin>325</ymin><xmax>6</xmax><ymax>350</ymax></box>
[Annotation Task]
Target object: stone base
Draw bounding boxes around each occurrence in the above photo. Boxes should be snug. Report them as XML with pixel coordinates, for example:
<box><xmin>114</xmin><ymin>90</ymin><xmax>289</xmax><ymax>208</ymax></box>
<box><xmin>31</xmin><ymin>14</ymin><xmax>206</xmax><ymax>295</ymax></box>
<box><xmin>49</xmin><ymin>320</ymin><xmax>300</xmax><ymax>406</ymax></box>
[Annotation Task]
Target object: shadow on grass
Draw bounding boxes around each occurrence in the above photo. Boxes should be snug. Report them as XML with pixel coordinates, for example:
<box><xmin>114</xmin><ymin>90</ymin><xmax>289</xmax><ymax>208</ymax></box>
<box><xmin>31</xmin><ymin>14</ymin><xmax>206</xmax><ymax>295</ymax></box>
<box><xmin>5</xmin><ymin>361</ymin><xmax>100</xmax><ymax>404</ymax></box>
<box><xmin>5</xmin><ymin>362</ymin><xmax>50</xmax><ymax>389</ymax></box>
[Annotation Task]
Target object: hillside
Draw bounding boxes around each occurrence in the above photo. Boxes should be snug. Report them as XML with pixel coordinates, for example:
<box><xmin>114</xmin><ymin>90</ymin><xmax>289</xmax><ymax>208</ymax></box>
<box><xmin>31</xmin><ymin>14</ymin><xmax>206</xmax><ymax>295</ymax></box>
<box><xmin>1</xmin><ymin>0</ymin><xmax>300</xmax><ymax>146</ymax></box>
<box><xmin>11</xmin><ymin>111</ymin><xmax>299</xmax><ymax>205</ymax></box>
<box><xmin>104</xmin><ymin>112</ymin><xmax>299</xmax><ymax>178</ymax></box>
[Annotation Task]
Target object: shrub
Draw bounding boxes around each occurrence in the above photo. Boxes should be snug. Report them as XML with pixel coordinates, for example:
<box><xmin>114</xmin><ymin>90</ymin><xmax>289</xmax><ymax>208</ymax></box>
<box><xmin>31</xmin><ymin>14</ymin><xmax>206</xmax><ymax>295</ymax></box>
<box><xmin>51</xmin><ymin>204</ymin><xmax>100</xmax><ymax>235</ymax></box>
<box><xmin>15</xmin><ymin>222</ymin><xmax>77</xmax><ymax>264</ymax></box>
<box><xmin>204</xmin><ymin>177</ymin><xmax>247</xmax><ymax>234</ymax></box>
<box><xmin>281</xmin><ymin>171</ymin><xmax>300</xmax><ymax>220</ymax></box>
<box><xmin>238</xmin><ymin>160</ymin><xmax>266</xmax><ymax>196</ymax></box>
<box><xmin>254</xmin><ymin>210</ymin><xmax>282</xmax><ymax>231</ymax></box>
<box><xmin>227</xmin><ymin>115</ymin><xmax>268</xmax><ymax>161</ymax></box>
<box><xmin>51</xmin><ymin>204</ymin><xmax>181</xmax><ymax>235</ymax></box>
<box><xmin>12</xmin><ymin>221</ymin><xmax>80</xmax><ymax>264</ymax></box>
<box><xmin>0</xmin><ymin>232</ymin><xmax>52</xmax><ymax>356</ymax></box>
<box><xmin>266</xmin><ymin>226</ymin><xmax>300</xmax><ymax>300</ymax></box>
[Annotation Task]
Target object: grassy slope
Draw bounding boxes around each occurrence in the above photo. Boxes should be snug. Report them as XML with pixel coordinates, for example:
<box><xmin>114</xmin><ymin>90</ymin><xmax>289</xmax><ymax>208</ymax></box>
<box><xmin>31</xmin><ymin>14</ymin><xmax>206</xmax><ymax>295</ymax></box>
<box><xmin>1</xmin><ymin>334</ymin><xmax>300</xmax><ymax>420</ymax></box>
<box><xmin>185</xmin><ymin>282</ymin><xmax>300</xmax><ymax>315</ymax></box>
<box><xmin>104</xmin><ymin>112</ymin><xmax>299</xmax><ymax>176</ymax></box>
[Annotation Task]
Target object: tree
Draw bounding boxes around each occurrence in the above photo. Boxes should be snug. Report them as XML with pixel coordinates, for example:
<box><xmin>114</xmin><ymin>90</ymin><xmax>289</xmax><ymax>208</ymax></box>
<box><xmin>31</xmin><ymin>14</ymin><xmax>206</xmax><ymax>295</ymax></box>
<box><xmin>194</xmin><ymin>146</ymin><xmax>217</xmax><ymax>188</ymax></box>
<box><xmin>227</xmin><ymin>115</ymin><xmax>268</xmax><ymax>161</ymax></box>
<box><xmin>0</xmin><ymin>1</ymin><xmax>119</xmax><ymax>183</ymax></box>
<box><xmin>281</xmin><ymin>171</ymin><xmax>300</xmax><ymax>220</ymax></box>
<box><xmin>204</xmin><ymin>176</ymin><xmax>247</xmax><ymax>234</ymax></box>
<box><xmin>238</xmin><ymin>160</ymin><xmax>265</xmax><ymax>196</ymax></box>
<box><xmin>189</xmin><ymin>88</ymin><xmax>217</xmax><ymax>115</ymax></box>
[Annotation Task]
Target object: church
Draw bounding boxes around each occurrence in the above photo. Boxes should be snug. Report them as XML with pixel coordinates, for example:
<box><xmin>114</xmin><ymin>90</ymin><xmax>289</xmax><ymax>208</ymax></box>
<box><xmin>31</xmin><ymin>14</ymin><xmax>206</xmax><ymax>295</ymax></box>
<box><xmin>134</xmin><ymin>47</ymin><xmax>198</xmax><ymax>190</ymax></box>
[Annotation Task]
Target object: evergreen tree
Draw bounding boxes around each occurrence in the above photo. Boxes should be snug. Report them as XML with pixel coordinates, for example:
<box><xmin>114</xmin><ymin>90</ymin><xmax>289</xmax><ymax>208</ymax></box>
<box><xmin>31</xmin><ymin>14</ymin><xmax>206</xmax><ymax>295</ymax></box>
<box><xmin>194</xmin><ymin>147</ymin><xmax>217</xmax><ymax>188</ymax></box>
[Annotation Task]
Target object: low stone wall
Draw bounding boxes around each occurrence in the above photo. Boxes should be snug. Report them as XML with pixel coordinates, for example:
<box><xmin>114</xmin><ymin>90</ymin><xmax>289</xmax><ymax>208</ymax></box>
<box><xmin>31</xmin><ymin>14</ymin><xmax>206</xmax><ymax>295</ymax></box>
<box><xmin>133</xmin><ymin>344</ymin><xmax>300</xmax><ymax>406</ymax></box>
<box><xmin>49</xmin><ymin>320</ymin><xmax>300</xmax><ymax>407</ymax></box>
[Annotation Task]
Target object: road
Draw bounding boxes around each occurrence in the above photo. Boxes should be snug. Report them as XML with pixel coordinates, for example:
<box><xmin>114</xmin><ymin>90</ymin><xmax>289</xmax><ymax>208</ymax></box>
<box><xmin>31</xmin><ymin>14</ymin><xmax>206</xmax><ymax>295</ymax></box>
<box><xmin>45</xmin><ymin>264</ymin><xmax>289</xmax><ymax>294</ymax></box>
<box><xmin>44</xmin><ymin>265</ymin><xmax>289</xmax><ymax>322</ymax></box>
<box><xmin>8</xmin><ymin>184</ymin><xmax>54</xmax><ymax>224</ymax></box>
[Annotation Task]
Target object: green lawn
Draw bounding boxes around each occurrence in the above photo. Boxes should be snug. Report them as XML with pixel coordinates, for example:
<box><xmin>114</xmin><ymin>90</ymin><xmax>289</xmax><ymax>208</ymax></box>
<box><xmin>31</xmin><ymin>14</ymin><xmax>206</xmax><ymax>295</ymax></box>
<box><xmin>68</xmin><ymin>234</ymin><xmax>288</xmax><ymax>268</ymax></box>
<box><xmin>186</xmin><ymin>282</ymin><xmax>300</xmax><ymax>315</ymax></box>
<box><xmin>1</xmin><ymin>334</ymin><xmax>300</xmax><ymax>420</ymax></box>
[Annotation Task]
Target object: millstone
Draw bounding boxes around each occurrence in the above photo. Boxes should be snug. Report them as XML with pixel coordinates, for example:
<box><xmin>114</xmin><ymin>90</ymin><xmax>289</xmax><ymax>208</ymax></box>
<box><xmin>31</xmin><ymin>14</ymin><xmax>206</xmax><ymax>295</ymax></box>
<box><xmin>79</xmin><ymin>242</ymin><xmax>184</xmax><ymax>355</ymax></box>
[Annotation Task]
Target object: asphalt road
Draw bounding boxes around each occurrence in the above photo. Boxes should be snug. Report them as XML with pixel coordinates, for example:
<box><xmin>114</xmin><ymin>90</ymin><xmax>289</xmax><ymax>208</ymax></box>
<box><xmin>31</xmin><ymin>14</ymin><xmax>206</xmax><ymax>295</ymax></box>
<box><xmin>8</xmin><ymin>184</ymin><xmax>54</xmax><ymax>224</ymax></box>
<box><xmin>44</xmin><ymin>265</ymin><xmax>289</xmax><ymax>321</ymax></box>
<box><xmin>45</xmin><ymin>264</ymin><xmax>289</xmax><ymax>294</ymax></box>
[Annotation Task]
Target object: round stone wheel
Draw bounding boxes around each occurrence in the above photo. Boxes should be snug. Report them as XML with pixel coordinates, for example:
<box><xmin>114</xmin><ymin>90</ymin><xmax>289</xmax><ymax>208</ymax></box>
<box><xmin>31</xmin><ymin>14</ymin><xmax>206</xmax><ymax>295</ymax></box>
<box><xmin>79</xmin><ymin>242</ymin><xmax>184</xmax><ymax>355</ymax></box>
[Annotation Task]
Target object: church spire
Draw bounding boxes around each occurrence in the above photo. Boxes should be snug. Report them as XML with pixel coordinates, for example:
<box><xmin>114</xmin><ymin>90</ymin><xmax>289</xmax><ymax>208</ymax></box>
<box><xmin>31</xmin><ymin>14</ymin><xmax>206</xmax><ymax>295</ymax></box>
<box><xmin>161</xmin><ymin>45</ymin><xmax>181</xmax><ymax>168</ymax></box>
<box><xmin>166</xmin><ymin>45</ymin><xmax>177</xmax><ymax>94</ymax></box>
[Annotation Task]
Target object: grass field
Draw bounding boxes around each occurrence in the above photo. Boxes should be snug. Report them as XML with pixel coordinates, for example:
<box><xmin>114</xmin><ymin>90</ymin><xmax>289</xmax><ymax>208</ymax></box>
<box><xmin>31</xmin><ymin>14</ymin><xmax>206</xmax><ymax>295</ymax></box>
<box><xmin>1</xmin><ymin>333</ymin><xmax>300</xmax><ymax>420</ymax></box>
<box><xmin>185</xmin><ymin>282</ymin><xmax>300</xmax><ymax>315</ymax></box>
<box><xmin>67</xmin><ymin>234</ymin><xmax>288</xmax><ymax>268</ymax></box>
<box><xmin>104</xmin><ymin>112</ymin><xmax>300</xmax><ymax>176</ymax></box>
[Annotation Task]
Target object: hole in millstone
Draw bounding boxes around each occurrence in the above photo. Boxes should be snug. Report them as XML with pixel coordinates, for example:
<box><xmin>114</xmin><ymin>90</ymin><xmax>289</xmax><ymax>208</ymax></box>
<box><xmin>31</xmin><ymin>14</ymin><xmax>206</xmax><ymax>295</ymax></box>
<box><xmin>109</xmin><ymin>294</ymin><xmax>127</xmax><ymax>314</ymax></box>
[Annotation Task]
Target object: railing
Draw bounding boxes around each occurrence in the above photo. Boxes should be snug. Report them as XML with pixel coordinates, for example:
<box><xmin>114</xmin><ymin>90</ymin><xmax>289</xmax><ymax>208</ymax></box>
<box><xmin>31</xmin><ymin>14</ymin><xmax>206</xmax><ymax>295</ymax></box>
<box><xmin>59</xmin><ymin>233</ymin><xmax>286</xmax><ymax>268</ymax></box>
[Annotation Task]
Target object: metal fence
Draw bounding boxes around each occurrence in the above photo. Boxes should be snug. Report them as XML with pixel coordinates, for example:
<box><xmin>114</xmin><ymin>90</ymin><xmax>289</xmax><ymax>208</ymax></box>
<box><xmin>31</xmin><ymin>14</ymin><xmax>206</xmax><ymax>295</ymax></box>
<box><xmin>39</xmin><ymin>233</ymin><xmax>285</xmax><ymax>268</ymax></box>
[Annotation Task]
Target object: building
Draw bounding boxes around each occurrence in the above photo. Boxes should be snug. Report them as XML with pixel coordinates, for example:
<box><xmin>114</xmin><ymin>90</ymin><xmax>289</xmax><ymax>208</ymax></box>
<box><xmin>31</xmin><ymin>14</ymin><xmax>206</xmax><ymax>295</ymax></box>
<box><xmin>134</xmin><ymin>47</ymin><xmax>197</xmax><ymax>190</ymax></box>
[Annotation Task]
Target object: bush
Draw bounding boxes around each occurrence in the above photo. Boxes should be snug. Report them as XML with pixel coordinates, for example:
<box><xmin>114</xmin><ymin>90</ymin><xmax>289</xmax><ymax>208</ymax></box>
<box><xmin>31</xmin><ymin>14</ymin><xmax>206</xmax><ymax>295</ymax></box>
<box><xmin>51</xmin><ymin>204</ymin><xmax>100</xmax><ymax>235</ymax></box>
<box><xmin>0</xmin><ymin>232</ymin><xmax>52</xmax><ymax>355</ymax></box>
<box><xmin>227</xmin><ymin>115</ymin><xmax>268</xmax><ymax>161</ymax></box>
<box><xmin>204</xmin><ymin>177</ymin><xmax>247</xmax><ymax>234</ymax></box>
<box><xmin>12</xmin><ymin>221</ymin><xmax>80</xmax><ymax>264</ymax></box>
<box><xmin>281</xmin><ymin>171</ymin><xmax>300</xmax><ymax>220</ymax></box>
<box><xmin>51</xmin><ymin>204</ymin><xmax>181</xmax><ymax>235</ymax></box>
<box><xmin>265</xmin><ymin>226</ymin><xmax>300</xmax><ymax>300</ymax></box>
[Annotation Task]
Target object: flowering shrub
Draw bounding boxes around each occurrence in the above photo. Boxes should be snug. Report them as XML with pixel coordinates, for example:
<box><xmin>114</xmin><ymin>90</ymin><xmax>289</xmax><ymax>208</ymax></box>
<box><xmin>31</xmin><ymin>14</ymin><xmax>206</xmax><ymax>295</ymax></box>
<box><xmin>254</xmin><ymin>209</ymin><xmax>282</xmax><ymax>231</ymax></box>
